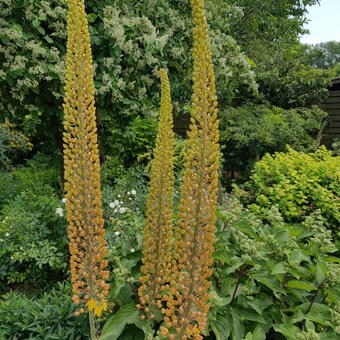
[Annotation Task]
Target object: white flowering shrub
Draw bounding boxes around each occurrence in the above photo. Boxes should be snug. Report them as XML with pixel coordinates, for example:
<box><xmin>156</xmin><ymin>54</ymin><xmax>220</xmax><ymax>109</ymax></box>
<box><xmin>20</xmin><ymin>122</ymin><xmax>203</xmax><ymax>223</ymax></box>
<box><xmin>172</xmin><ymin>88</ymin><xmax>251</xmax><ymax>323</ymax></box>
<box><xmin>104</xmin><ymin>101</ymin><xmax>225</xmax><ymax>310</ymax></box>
<box><xmin>0</xmin><ymin>0</ymin><xmax>257</xmax><ymax>161</ymax></box>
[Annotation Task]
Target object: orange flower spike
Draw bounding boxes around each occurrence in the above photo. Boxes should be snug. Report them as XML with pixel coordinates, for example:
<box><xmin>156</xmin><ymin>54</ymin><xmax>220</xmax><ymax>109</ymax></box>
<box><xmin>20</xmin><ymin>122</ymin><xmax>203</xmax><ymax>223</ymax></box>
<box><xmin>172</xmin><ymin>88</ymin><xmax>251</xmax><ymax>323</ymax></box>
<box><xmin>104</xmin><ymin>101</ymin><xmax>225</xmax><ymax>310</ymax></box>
<box><xmin>162</xmin><ymin>0</ymin><xmax>220</xmax><ymax>338</ymax></box>
<box><xmin>138</xmin><ymin>69</ymin><xmax>175</xmax><ymax>316</ymax></box>
<box><xmin>63</xmin><ymin>0</ymin><xmax>109</xmax><ymax>322</ymax></box>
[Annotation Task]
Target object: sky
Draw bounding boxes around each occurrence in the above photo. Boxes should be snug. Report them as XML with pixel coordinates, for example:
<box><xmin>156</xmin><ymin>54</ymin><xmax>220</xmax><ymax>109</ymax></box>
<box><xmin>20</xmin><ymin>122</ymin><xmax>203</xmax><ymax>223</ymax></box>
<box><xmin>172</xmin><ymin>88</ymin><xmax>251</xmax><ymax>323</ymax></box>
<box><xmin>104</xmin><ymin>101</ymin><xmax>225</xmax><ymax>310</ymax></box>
<box><xmin>300</xmin><ymin>0</ymin><xmax>340</xmax><ymax>45</ymax></box>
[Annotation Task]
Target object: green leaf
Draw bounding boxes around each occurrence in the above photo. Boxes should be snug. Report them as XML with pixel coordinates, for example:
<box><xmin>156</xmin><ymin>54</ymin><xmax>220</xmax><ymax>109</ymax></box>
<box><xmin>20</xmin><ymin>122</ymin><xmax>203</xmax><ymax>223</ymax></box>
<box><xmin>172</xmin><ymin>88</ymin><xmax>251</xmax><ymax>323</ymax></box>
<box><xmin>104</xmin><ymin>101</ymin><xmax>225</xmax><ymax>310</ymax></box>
<box><xmin>271</xmin><ymin>263</ymin><xmax>286</xmax><ymax>275</ymax></box>
<box><xmin>324</xmin><ymin>256</ymin><xmax>340</xmax><ymax>263</ymax></box>
<box><xmin>44</xmin><ymin>36</ymin><xmax>53</xmax><ymax>44</ymax></box>
<box><xmin>288</xmin><ymin>249</ymin><xmax>304</xmax><ymax>265</ymax></box>
<box><xmin>231</xmin><ymin>309</ymin><xmax>245</xmax><ymax>340</ymax></box>
<box><xmin>88</xmin><ymin>13</ymin><xmax>98</xmax><ymax>23</ymax></box>
<box><xmin>286</xmin><ymin>280</ymin><xmax>317</xmax><ymax>290</ymax></box>
<box><xmin>210</xmin><ymin>314</ymin><xmax>231</xmax><ymax>340</ymax></box>
<box><xmin>240</xmin><ymin>309</ymin><xmax>266</xmax><ymax>323</ymax></box>
<box><xmin>36</xmin><ymin>26</ymin><xmax>46</xmax><ymax>35</ymax></box>
<box><xmin>319</xmin><ymin>333</ymin><xmax>339</xmax><ymax>340</ymax></box>
<box><xmin>100</xmin><ymin>304</ymin><xmax>139</xmax><ymax>340</ymax></box>
<box><xmin>275</xmin><ymin>230</ymin><xmax>289</xmax><ymax>244</ymax></box>
<box><xmin>273</xmin><ymin>324</ymin><xmax>300</xmax><ymax>339</ymax></box>
<box><xmin>243</xmin><ymin>325</ymin><xmax>266</xmax><ymax>340</ymax></box>
<box><xmin>232</xmin><ymin>220</ymin><xmax>262</xmax><ymax>241</ymax></box>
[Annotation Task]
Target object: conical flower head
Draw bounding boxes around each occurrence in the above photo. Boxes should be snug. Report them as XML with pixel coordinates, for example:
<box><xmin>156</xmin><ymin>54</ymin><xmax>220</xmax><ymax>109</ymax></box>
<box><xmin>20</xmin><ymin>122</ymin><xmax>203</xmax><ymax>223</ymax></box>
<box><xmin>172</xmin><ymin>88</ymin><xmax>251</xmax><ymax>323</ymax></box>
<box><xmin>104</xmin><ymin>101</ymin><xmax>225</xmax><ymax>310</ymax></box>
<box><xmin>138</xmin><ymin>69</ymin><xmax>175</xmax><ymax>316</ymax></box>
<box><xmin>161</xmin><ymin>0</ymin><xmax>220</xmax><ymax>338</ymax></box>
<box><xmin>63</xmin><ymin>0</ymin><xmax>109</xmax><ymax>316</ymax></box>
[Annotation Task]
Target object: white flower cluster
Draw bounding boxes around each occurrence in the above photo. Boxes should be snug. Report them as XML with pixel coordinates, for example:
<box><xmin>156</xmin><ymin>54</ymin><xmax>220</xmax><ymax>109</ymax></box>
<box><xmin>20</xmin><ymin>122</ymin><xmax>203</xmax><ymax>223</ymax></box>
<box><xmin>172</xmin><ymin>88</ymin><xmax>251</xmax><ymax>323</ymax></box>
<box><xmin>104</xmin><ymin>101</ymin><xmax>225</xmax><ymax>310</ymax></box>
<box><xmin>108</xmin><ymin>189</ymin><xmax>136</xmax><ymax>213</ymax></box>
<box><xmin>55</xmin><ymin>198</ymin><xmax>67</xmax><ymax>217</ymax></box>
<box><xmin>55</xmin><ymin>207</ymin><xmax>63</xmax><ymax>217</ymax></box>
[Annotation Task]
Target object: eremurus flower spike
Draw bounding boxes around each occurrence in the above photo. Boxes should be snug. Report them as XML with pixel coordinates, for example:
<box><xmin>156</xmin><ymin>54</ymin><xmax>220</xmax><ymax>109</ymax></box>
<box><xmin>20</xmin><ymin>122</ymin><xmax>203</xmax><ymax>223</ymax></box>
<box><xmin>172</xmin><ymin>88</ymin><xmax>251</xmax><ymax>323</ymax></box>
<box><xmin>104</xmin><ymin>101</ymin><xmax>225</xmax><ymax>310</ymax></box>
<box><xmin>138</xmin><ymin>69</ymin><xmax>175</xmax><ymax>319</ymax></box>
<box><xmin>63</xmin><ymin>0</ymin><xmax>109</xmax><ymax>329</ymax></box>
<box><xmin>161</xmin><ymin>0</ymin><xmax>220</xmax><ymax>338</ymax></box>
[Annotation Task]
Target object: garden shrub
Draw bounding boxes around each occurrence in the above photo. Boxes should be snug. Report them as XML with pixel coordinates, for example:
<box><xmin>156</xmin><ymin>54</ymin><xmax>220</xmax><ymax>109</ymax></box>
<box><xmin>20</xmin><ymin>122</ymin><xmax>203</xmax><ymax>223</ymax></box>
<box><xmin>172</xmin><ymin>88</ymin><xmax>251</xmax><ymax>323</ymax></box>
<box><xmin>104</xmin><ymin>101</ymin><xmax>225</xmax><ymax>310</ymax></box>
<box><xmin>241</xmin><ymin>147</ymin><xmax>340</xmax><ymax>231</ymax></box>
<box><xmin>219</xmin><ymin>104</ymin><xmax>327</xmax><ymax>176</ymax></box>
<box><xmin>0</xmin><ymin>121</ymin><xmax>32</xmax><ymax>170</ymax></box>
<box><xmin>0</xmin><ymin>188</ymin><xmax>68</xmax><ymax>285</ymax></box>
<box><xmin>210</xmin><ymin>196</ymin><xmax>340</xmax><ymax>340</ymax></box>
<box><xmin>0</xmin><ymin>157</ymin><xmax>61</xmax><ymax>210</ymax></box>
<box><xmin>0</xmin><ymin>282</ymin><xmax>89</xmax><ymax>340</ymax></box>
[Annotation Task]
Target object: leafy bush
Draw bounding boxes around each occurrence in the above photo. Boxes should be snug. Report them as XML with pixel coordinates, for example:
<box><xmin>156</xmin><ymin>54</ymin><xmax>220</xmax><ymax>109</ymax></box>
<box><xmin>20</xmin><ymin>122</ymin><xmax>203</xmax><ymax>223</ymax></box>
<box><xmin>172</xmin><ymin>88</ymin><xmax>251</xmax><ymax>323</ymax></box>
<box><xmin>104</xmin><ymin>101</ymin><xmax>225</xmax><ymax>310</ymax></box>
<box><xmin>0</xmin><ymin>185</ymin><xmax>68</xmax><ymax>285</ymax></box>
<box><xmin>219</xmin><ymin>105</ymin><xmax>327</xmax><ymax>176</ymax></box>
<box><xmin>0</xmin><ymin>157</ymin><xmax>61</xmax><ymax>210</ymax></box>
<box><xmin>241</xmin><ymin>147</ymin><xmax>340</xmax><ymax>230</ymax></box>
<box><xmin>0</xmin><ymin>122</ymin><xmax>32</xmax><ymax>170</ymax></box>
<box><xmin>0</xmin><ymin>282</ymin><xmax>89</xmax><ymax>340</ymax></box>
<box><xmin>209</xmin><ymin>196</ymin><xmax>340</xmax><ymax>340</ymax></box>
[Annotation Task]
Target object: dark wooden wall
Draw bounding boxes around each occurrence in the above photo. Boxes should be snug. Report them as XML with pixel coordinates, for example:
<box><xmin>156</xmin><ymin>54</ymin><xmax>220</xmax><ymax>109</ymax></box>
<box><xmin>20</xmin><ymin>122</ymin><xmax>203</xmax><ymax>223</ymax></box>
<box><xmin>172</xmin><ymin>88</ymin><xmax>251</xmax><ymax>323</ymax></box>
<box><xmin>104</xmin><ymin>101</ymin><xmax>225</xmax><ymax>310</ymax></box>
<box><xmin>321</xmin><ymin>78</ymin><xmax>340</xmax><ymax>146</ymax></box>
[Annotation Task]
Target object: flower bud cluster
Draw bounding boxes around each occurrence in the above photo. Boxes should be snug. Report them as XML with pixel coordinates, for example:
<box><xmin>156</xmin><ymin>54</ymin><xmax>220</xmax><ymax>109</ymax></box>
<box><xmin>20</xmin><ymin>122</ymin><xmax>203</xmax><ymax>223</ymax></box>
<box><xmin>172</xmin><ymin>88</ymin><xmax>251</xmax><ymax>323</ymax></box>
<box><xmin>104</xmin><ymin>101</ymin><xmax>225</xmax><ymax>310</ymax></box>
<box><xmin>63</xmin><ymin>0</ymin><xmax>109</xmax><ymax>316</ymax></box>
<box><xmin>160</xmin><ymin>1</ymin><xmax>220</xmax><ymax>338</ymax></box>
<box><xmin>138</xmin><ymin>69</ymin><xmax>175</xmax><ymax>317</ymax></box>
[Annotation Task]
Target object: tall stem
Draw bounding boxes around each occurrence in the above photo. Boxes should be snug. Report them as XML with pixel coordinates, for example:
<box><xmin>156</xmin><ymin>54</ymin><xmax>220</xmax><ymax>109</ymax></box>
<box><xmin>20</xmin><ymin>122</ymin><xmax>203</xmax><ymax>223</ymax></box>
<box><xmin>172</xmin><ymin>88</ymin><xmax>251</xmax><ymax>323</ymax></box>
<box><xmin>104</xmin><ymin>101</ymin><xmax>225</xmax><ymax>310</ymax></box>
<box><xmin>89</xmin><ymin>311</ymin><xmax>97</xmax><ymax>340</ymax></box>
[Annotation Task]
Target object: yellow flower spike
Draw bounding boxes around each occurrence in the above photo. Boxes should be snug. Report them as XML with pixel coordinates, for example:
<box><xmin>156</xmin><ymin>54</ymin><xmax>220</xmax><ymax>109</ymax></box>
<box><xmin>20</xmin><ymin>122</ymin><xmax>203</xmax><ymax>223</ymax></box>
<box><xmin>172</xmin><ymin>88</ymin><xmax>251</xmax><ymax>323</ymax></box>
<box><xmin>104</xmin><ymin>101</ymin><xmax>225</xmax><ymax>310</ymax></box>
<box><xmin>138</xmin><ymin>69</ymin><xmax>175</xmax><ymax>317</ymax></box>
<box><xmin>162</xmin><ymin>0</ymin><xmax>220</xmax><ymax>339</ymax></box>
<box><xmin>63</xmin><ymin>0</ymin><xmax>109</xmax><ymax>333</ymax></box>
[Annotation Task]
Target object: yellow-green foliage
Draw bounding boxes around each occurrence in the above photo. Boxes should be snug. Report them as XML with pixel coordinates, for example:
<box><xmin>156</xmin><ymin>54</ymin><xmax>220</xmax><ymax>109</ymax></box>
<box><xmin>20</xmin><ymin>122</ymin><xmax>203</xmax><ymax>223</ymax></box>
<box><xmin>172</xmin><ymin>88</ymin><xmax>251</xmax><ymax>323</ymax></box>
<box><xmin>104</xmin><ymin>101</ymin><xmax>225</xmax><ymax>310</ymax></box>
<box><xmin>161</xmin><ymin>0</ymin><xmax>220</xmax><ymax>339</ymax></box>
<box><xmin>63</xmin><ymin>0</ymin><xmax>109</xmax><ymax>317</ymax></box>
<box><xmin>138</xmin><ymin>69</ymin><xmax>175</xmax><ymax>316</ymax></box>
<box><xmin>247</xmin><ymin>146</ymin><xmax>340</xmax><ymax>226</ymax></box>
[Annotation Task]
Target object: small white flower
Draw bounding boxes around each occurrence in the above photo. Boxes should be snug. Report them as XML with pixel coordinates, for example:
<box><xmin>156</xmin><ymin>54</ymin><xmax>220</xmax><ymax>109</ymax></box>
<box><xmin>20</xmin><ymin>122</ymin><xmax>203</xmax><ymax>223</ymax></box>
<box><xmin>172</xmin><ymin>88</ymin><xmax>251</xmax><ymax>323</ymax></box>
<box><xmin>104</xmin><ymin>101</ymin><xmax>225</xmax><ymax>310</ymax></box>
<box><xmin>61</xmin><ymin>198</ymin><xmax>67</xmax><ymax>203</ymax></box>
<box><xmin>114</xmin><ymin>199</ymin><xmax>120</xmax><ymax>206</ymax></box>
<box><xmin>20</xmin><ymin>247</ymin><xmax>23</xmax><ymax>250</ymax></box>
<box><xmin>114</xmin><ymin>231</ymin><xmax>120</xmax><ymax>236</ymax></box>
<box><xmin>0</xmin><ymin>239</ymin><xmax>3</xmax><ymax>242</ymax></box>
<box><xmin>130</xmin><ymin>248</ymin><xmax>135</xmax><ymax>253</ymax></box>
<box><xmin>118</xmin><ymin>195</ymin><xmax>121</xmax><ymax>198</ymax></box>
<box><xmin>55</xmin><ymin>207</ymin><xmax>64</xmax><ymax>217</ymax></box>
<box><xmin>109</xmin><ymin>202</ymin><xmax>115</xmax><ymax>208</ymax></box>
<box><xmin>114</xmin><ymin>209</ymin><xmax>118</xmax><ymax>213</ymax></box>
<box><xmin>127</xmin><ymin>191</ymin><xmax>131</xmax><ymax>195</ymax></box>
<box><xmin>129</xmin><ymin>197</ymin><xmax>132</xmax><ymax>201</ymax></box>
<box><xmin>131</xmin><ymin>189</ymin><xmax>136</xmax><ymax>196</ymax></box>
<box><xmin>119</xmin><ymin>207</ymin><xmax>127</xmax><ymax>214</ymax></box>
<box><xmin>120</xmin><ymin>201</ymin><xmax>123</xmax><ymax>205</ymax></box>
<box><xmin>5</xmin><ymin>232</ymin><xmax>10</xmax><ymax>237</ymax></box>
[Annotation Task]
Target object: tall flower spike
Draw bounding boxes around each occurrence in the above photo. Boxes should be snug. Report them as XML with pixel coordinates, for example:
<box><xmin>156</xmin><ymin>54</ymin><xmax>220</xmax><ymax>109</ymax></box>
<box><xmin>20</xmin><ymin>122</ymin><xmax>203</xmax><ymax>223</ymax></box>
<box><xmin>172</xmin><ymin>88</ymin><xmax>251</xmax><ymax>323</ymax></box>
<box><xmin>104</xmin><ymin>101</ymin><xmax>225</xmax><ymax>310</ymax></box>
<box><xmin>63</xmin><ymin>0</ymin><xmax>109</xmax><ymax>327</ymax></box>
<box><xmin>161</xmin><ymin>0</ymin><xmax>220</xmax><ymax>339</ymax></box>
<box><xmin>138</xmin><ymin>69</ymin><xmax>175</xmax><ymax>320</ymax></box>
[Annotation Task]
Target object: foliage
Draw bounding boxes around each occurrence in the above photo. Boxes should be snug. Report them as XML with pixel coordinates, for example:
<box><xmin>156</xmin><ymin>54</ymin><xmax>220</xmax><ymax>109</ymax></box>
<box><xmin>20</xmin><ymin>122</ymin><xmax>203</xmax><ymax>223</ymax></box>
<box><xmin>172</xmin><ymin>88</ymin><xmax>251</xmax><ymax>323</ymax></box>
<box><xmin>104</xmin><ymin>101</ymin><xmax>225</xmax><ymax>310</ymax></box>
<box><xmin>0</xmin><ymin>0</ymin><xmax>256</xmax><ymax>159</ymax></box>
<box><xmin>256</xmin><ymin>49</ymin><xmax>332</xmax><ymax>109</ymax></box>
<box><xmin>241</xmin><ymin>147</ymin><xmax>340</xmax><ymax>231</ymax></box>
<box><xmin>113</xmin><ymin>116</ymin><xmax>158</xmax><ymax>166</ymax></box>
<box><xmin>304</xmin><ymin>41</ymin><xmax>340</xmax><ymax>69</ymax></box>
<box><xmin>219</xmin><ymin>104</ymin><xmax>327</xmax><ymax>175</ymax></box>
<box><xmin>332</xmin><ymin>138</ymin><xmax>340</xmax><ymax>156</ymax></box>
<box><xmin>0</xmin><ymin>121</ymin><xmax>32</xmax><ymax>170</ymax></box>
<box><xmin>0</xmin><ymin>282</ymin><xmax>89</xmax><ymax>340</ymax></box>
<box><xmin>210</xmin><ymin>196</ymin><xmax>340</xmax><ymax>340</ymax></box>
<box><xmin>227</xmin><ymin>0</ymin><xmax>320</xmax><ymax>64</ymax></box>
<box><xmin>0</xmin><ymin>186</ymin><xmax>68</xmax><ymax>285</ymax></box>
<box><xmin>0</xmin><ymin>159</ymin><xmax>60</xmax><ymax>210</ymax></box>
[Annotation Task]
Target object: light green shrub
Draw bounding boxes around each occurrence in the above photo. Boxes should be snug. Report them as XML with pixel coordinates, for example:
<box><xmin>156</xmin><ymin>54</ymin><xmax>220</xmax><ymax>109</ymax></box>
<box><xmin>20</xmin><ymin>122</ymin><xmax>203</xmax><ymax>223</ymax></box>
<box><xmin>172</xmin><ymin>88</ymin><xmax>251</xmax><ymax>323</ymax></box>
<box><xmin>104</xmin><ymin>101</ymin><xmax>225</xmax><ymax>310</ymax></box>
<box><xmin>242</xmin><ymin>147</ymin><xmax>340</xmax><ymax>230</ymax></box>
